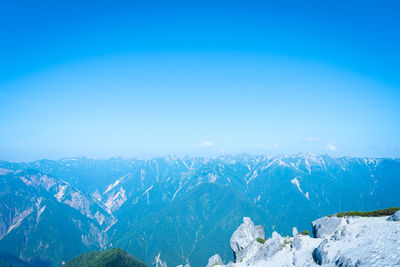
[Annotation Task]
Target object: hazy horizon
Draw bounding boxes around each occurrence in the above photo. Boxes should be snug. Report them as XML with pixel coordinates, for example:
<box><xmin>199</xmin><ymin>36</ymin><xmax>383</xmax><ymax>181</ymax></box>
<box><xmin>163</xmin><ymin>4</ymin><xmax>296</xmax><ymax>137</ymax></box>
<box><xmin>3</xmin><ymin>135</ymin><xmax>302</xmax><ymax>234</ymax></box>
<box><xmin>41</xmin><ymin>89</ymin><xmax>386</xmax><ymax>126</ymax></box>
<box><xmin>2</xmin><ymin>152</ymin><xmax>399</xmax><ymax>164</ymax></box>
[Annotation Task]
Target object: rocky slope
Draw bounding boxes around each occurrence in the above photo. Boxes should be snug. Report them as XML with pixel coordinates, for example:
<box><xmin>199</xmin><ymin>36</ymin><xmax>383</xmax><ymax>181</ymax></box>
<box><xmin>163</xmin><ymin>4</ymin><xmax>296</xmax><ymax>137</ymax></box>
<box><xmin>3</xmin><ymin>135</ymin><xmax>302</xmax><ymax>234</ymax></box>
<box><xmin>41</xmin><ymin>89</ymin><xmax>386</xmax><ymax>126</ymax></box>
<box><xmin>204</xmin><ymin>210</ymin><xmax>400</xmax><ymax>267</ymax></box>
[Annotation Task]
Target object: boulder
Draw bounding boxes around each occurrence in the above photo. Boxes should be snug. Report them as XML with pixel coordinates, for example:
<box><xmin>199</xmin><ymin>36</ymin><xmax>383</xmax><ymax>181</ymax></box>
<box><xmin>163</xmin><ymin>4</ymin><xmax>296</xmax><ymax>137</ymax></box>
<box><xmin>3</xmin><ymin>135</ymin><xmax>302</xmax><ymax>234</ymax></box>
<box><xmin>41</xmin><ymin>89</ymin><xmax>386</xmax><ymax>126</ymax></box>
<box><xmin>312</xmin><ymin>216</ymin><xmax>342</xmax><ymax>238</ymax></box>
<box><xmin>387</xmin><ymin>210</ymin><xmax>400</xmax><ymax>221</ymax></box>
<box><xmin>206</xmin><ymin>254</ymin><xmax>223</xmax><ymax>267</ymax></box>
<box><xmin>230</xmin><ymin>217</ymin><xmax>265</xmax><ymax>254</ymax></box>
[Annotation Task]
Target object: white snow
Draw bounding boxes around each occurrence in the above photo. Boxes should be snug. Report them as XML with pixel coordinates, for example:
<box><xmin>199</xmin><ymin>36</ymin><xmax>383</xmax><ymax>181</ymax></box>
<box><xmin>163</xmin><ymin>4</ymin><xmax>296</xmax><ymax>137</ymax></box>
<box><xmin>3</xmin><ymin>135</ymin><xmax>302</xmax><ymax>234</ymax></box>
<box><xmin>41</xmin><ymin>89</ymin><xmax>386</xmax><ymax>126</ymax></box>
<box><xmin>143</xmin><ymin>185</ymin><xmax>154</xmax><ymax>195</ymax></box>
<box><xmin>5</xmin><ymin>207</ymin><xmax>34</xmax><ymax>236</ymax></box>
<box><xmin>291</xmin><ymin>177</ymin><xmax>309</xmax><ymax>200</ymax></box>
<box><xmin>209</xmin><ymin>173</ymin><xmax>218</xmax><ymax>183</ymax></box>
<box><xmin>36</xmin><ymin>205</ymin><xmax>46</xmax><ymax>224</ymax></box>
<box><xmin>20</xmin><ymin>176</ymin><xmax>32</xmax><ymax>186</ymax></box>
<box><xmin>154</xmin><ymin>252</ymin><xmax>167</xmax><ymax>267</ymax></box>
<box><xmin>104</xmin><ymin>187</ymin><xmax>127</xmax><ymax>213</ymax></box>
<box><xmin>0</xmin><ymin>168</ymin><xmax>14</xmax><ymax>175</ymax></box>
<box><xmin>104</xmin><ymin>175</ymin><xmax>128</xmax><ymax>194</ymax></box>
<box><xmin>181</xmin><ymin>158</ymin><xmax>193</xmax><ymax>170</ymax></box>
<box><xmin>54</xmin><ymin>184</ymin><xmax>68</xmax><ymax>201</ymax></box>
<box><xmin>140</xmin><ymin>169</ymin><xmax>145</xmax><ymax>189</ymax></box>
<box><xmin>172</xmin><ymin>183</ymin><xmax>182</xmax><ymax>201</ymax></box>
<box><xmin>291</xmin><ymin>177</ymin><xmax>303</xmax><ymax>194</ymax></box>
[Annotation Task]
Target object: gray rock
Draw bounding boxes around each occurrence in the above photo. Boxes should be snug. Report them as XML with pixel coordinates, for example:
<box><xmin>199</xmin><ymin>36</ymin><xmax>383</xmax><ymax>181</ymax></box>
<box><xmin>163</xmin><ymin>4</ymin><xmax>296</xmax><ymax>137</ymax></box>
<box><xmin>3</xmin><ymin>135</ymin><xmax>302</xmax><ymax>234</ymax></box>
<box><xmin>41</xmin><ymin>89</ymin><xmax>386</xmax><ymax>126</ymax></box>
<box><xmin>235</xmin><ymin>231</ymin><xmax>283</xmax><ymax>264</ymax></box>
<box><xmin>236</xmin><ymin>241</ymin><xmax>264</xmax><ymax>264</ymax></box>
<box><xmin>254</xmin><ymin>225</ymin><xmax>265</xmax><ymax>239</ymax></box>
<box><xmin>312</xmin><ymin>216</ymin><xmax>342</xmax><ymax>238</ymax></box>
<box><xmin>291</xmin><ymin>235</ymin><xmax>302</xmax><ymax>250</ymax></box>
<box><xmin>335</xmin><ymin>256</ymin><xmax>361</xmax><ymax>267</ymax></box>
<box><xmin>331</xmin><ymin>225</ymin><xmax>347</xmax><ymax>241</ymax></box>
<box><xmin>264</xmin><ymin>231</ymin><xmax>283</xmax><ymax>258</ymax></box>
<box><xmin>312</xmin><ymin>239</ymin><xmax>329</xmax><ymax>265</ymax></box>
<box><xmin>387</xmin><ymin>210</ymin><xmax>400</xmax><ymax>221</ymax></box>
<box><xmin>230</xmin><ymin>217</ymin><xmax>265</xmax><ymax>254</ymax></box>
<box><xmin>292</xmin><ymin>227</ymin><xmax>298</xmax><ymax>236</ymax></box>
<box><xmin>206</xmin><ymin>254</ymin><xmax>223</xmax><ymax>267</ymax></box>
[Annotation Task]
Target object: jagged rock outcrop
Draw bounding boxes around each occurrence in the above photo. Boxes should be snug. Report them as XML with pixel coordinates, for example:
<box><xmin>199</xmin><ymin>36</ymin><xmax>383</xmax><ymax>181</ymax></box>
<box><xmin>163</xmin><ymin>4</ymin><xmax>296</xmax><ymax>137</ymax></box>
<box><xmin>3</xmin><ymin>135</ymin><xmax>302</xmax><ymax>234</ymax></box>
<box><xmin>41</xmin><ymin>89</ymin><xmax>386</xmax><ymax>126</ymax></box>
<box><xmin>292</xmin><ymin>227</ymin><xmax>298</xmax><ymax>236</ymax></box>
<box><xmin>312</xmin><ymin>216</ymin><xmax>342</xmax><ymax>238</ymax></box>
<box><xmin>387</xmin><ymin>210</ymin><xmax>400</xmax><ymax>221</ymax></box>
<box><xmin>206</xmin><ymin>254</ymin><xmax>223</xmax><ymax>267</ymax></box>
<box><xmin>229</xmin><ymin>217</ymin><xmax>265</xmax><ymax>262</ymax></box>
<box><xmin>206</xmin><ymin>213</ymin><xmax>400</xmax><ymax>266</ymax></box>
<box><xmin>312</xmin><ymin>239</ymin><xmax>329</xmax><ymax>265</ymax></box>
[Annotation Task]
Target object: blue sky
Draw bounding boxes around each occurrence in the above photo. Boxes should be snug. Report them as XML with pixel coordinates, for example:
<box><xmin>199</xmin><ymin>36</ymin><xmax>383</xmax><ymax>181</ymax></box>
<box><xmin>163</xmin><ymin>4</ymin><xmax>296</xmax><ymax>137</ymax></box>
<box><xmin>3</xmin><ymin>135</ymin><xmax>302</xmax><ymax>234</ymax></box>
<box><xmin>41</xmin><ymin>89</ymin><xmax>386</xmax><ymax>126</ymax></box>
<box><xmin>1</xmin><ymin>0</ymin><xmax>399</xmax><ymax>161</ymax></box>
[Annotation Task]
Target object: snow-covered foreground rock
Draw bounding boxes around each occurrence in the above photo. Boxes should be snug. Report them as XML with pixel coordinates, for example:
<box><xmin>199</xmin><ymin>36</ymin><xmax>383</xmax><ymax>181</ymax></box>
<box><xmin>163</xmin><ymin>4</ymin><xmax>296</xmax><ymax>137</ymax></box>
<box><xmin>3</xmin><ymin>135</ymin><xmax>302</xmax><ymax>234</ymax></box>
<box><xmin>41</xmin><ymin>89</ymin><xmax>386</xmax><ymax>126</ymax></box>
<box><xmin>205</xmin><ymin>211</ymin><xmax>400</xmax><ymax>267</ymax></box>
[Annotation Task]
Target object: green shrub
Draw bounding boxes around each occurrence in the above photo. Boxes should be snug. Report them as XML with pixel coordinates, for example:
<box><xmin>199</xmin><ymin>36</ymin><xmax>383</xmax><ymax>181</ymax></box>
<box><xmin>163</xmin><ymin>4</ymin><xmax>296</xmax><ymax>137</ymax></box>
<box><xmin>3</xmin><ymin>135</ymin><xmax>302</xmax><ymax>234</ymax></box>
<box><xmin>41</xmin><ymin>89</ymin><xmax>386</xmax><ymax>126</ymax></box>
<box><xmin>256</xmin><ymin>237</ymin><xmax>265</xmax><ymax>244</ymax></box>
<box><xmin>282</xmin><ymin>237</ymin><xmax>292</xmax><ymax>247</ymax></box>
<box><xmin>301</xmin><ymin>230</ymin><xmax>310</xmax><ymax>235</ymax></box>
<box><xmin>335</xmin><ymin>207</ymin><xmax>400</xmax><ymax>218</ymax></box>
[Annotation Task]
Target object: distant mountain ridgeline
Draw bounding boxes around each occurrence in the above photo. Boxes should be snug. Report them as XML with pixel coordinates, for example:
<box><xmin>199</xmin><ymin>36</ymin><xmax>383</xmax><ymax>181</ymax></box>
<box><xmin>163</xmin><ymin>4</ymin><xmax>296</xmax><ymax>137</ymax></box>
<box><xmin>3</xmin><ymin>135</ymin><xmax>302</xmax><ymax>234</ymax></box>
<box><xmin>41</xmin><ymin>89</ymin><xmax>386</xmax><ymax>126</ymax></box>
<box><xmin>0</xmin><ymin>154</ymin><xmax>399</xmax><ymax>266</ymax></box>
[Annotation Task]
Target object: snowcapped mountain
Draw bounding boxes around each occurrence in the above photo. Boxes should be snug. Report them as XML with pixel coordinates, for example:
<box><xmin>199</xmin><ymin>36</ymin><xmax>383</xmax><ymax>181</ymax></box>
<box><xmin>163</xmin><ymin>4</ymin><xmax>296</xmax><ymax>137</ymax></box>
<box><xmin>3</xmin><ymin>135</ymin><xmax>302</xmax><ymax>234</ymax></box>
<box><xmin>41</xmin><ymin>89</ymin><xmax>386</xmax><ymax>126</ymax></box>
<box><xmin>0</xmin><ymin>154</ymin><xmax>399</xmax><ymax>266</ymax></box>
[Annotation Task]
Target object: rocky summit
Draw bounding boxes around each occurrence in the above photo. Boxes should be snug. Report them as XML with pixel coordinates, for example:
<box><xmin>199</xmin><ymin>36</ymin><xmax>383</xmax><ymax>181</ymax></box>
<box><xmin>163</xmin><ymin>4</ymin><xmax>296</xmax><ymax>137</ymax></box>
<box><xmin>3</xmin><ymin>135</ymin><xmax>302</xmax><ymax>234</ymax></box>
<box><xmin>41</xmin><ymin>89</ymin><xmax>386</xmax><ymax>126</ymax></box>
<box><xmin>205</xmin><ymin>210</ymin><xmax>400</xmax><ymax>267</ymax></box>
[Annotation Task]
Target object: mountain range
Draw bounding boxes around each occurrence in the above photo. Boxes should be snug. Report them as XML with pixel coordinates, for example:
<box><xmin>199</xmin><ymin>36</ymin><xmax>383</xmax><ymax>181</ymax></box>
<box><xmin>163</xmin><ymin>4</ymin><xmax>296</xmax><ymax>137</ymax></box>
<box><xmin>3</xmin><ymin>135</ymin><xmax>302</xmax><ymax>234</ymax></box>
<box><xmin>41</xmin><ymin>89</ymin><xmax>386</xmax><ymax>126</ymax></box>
<box><xmin>0</xmin><ymin>154</ymin><xmax>399</xmax><ymax>266</ymax></box>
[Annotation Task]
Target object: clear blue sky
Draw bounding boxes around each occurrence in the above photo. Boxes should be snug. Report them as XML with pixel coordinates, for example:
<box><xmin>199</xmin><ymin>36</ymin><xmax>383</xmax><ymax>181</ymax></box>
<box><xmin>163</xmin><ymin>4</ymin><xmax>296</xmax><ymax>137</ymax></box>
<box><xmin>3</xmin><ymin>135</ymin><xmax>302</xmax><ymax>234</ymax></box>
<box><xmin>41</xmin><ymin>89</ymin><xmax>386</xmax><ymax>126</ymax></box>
<box><xmin>1</xmin><ymin>0</ymin><xmax>399</xmax><ymax>161</ymax></box>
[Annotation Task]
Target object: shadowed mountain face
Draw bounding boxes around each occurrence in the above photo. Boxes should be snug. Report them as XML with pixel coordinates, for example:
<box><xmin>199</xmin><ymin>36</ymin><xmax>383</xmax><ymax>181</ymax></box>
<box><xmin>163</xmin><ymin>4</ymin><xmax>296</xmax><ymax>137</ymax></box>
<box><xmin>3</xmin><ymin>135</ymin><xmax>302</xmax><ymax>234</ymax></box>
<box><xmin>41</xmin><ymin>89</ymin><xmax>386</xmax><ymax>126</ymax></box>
<box><xmin>0</xmin><ymin>154</ymin><xmax>399</xmax><ymax>266</ymax></box>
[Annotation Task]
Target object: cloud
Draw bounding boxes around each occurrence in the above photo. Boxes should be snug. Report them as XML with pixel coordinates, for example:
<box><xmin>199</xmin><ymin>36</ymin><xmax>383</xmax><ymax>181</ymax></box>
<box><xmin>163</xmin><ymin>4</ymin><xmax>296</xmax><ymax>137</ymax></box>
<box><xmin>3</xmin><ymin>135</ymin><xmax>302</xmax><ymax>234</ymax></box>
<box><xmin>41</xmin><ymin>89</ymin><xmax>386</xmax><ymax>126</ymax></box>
<box><xmin>302</xmin><ymin>137</ymin><xmax>319</xmax><ymax>143</ymax></box>
<box><xmin>326</xmin><ymin>143</ymin><xmax>337</xmax><ymax>151</ymax></box>
<box><xmin>259</xmin><ymin>144</ymin><xmax>279</xmax><ymax>150</ymax></box>
<box><xmin>200</xmin><ymin>141</ymin><xmax>214</xmax><ymax>148</ymax></box>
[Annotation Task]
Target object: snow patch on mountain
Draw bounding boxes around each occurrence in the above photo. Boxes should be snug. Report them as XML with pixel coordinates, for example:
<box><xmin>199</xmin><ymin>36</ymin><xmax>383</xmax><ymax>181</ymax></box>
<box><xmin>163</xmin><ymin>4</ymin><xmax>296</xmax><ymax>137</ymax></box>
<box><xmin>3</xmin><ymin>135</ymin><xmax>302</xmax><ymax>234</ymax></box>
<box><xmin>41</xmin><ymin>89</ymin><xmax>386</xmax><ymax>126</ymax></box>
<box><xmin>54</xmin><ymin>184</ymin><xmax>68</xmax><ymax>201</ymax></box>
<box><xmin>291</xmin><ymin>177</ymin><xmax>309</xmax><ymax>200</ymax></box>
<box><xmin>104</xmin><ymin>174</ymin><xmax>128</xmax><ymax>194</ymax></box>
<box><xmin>5</xmin><ymin>207</ymin><xmax>34</xmax><ymax>237</ymax></box>
<box><xmin>0</xmin><ymin>168</ymin><xmax>15</xmax><ymax>175</ymax></box>
<box><xmin>209</xmin><ymin>173</ymin><xmax>218</xmax><ymax>183</ymax></box>
<box><xmin>154</xmin><ymin>252</ymin><xmax>168</xmax><ymax>267</ymax></box>
<box><xmin>105</xmin><ymin>187</ymin><xmax>127</xmax><ymax>213</ymax></box>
